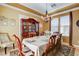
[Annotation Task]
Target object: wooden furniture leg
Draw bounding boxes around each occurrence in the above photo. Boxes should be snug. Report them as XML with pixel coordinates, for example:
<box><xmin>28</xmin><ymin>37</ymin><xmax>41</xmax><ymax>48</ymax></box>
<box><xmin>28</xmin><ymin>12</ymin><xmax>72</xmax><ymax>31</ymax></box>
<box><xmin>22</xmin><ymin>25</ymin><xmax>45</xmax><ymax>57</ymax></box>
<box><xmin>13</xmin><ymin>43</ymin><xmax>15</xmax><ymax>49</ymax></box>
<box><xmin>5</xmin><ymin>47</ymin><xmax>7</xmax><ymax>54</ymax></box>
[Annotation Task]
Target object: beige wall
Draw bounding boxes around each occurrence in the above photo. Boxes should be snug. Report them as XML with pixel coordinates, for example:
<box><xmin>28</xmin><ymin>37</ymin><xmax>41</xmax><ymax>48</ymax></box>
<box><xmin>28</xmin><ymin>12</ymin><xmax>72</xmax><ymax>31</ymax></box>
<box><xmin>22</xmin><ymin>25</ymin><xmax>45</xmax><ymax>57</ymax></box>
<box><xmin>0</xmin><ymin>5</ymin><xmax>44</xmax><ymax>41</ymax></box>
<box><xmin>43</xmin><ymin>21</ymin><xmax>50</xmax><ymax>31</ymax></box>
<box><xmin>72</xmin><ymin>10</ymin><xmax>79</xmax><ymax>45</ymax></box>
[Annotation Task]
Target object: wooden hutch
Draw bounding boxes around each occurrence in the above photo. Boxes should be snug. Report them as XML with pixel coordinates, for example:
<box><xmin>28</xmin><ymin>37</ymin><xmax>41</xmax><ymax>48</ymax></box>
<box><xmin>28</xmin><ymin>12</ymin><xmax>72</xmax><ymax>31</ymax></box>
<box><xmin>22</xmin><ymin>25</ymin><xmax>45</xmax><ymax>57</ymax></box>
<box><xmin>21</xmin><ymin>18</ymin><xmax>39</xmax><ymax>39</ymax></box>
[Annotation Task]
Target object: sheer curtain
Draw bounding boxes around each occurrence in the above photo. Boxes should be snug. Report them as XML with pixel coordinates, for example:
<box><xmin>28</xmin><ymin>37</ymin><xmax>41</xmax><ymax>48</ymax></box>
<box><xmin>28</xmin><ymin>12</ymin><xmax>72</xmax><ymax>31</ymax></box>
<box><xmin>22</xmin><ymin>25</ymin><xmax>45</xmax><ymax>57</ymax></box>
<box><xmin>60</xmin><ymin>15</ymin><xmax>70</xmax><ymax>36</ymax></box>
<box><xmin>51</xmin><ymin>18</ymin><xmax>59</xmax><ymax>33</ymax></box>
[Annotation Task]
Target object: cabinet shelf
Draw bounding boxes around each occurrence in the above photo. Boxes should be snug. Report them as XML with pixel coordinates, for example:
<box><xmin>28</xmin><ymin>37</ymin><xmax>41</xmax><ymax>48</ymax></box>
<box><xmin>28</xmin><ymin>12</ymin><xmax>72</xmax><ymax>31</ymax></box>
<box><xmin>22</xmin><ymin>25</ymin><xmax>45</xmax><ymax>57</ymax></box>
<box><xmin>22</xmin><ymin>18</ymin><xmax>39</xmax><ymax>38</ymax></box>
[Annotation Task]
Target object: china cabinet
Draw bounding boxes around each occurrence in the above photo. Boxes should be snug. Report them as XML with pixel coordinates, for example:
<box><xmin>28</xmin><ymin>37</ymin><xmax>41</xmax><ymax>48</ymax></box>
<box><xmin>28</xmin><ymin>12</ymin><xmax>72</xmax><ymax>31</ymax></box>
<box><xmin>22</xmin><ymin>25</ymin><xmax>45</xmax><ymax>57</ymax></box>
<box><xmin>21</xmin><ymin>18</ymin><xmax>39</xmax><ymax>38</ymax></box>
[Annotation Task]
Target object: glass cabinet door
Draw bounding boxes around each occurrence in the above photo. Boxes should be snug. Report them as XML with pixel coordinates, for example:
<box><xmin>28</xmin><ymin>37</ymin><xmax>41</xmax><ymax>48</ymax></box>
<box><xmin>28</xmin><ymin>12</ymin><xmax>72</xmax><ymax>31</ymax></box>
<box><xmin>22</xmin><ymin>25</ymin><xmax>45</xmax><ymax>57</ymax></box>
<box><xmin>36</xmin><ymin>23</ymin><xmax>38</xmax><ymax>32</ymax></box>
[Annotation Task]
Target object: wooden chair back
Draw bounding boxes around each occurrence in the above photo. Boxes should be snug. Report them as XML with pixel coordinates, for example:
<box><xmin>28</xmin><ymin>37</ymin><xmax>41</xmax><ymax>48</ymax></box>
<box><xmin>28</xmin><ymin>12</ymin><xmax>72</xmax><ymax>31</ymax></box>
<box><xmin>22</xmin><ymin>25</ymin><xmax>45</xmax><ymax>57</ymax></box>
<box><xmin>42</xmin><ymin>35</ymin><xmax>57</xmax><ymax>56</ymax></box>
<box><xmin>13</xmin><ymin>34</ymin><xmax>24</xmax><ymax>56</ymax></box>
<box><xmin>42</xmin><ymin>33</ymin><xmax>62</xmax><ymax>56</ymax></box>
<box><xmin>55</xmin><ymin>34</ymin><xmax>62</xmax><ymax>49</ymax></box>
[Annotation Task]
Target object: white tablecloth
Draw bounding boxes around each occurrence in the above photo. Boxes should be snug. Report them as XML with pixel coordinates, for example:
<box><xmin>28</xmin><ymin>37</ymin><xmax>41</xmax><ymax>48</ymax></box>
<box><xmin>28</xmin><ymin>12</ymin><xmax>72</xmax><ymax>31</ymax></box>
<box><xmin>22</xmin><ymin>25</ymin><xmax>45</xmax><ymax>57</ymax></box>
<box><xmin>22</xmin><ymin>36</ymin><xmax>49</xmax><ymax>56</ymax></box>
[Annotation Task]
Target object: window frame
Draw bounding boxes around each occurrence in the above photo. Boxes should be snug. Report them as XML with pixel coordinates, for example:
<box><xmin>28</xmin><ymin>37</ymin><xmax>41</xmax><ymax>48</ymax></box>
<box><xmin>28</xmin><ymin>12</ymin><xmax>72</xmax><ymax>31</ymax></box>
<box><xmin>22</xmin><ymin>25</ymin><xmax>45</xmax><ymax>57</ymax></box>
<box><xmin>60</xmin><ymin>15</ymin><xmax>70</xmax><ymax>36</ymax></box>
<box><xmin>51</xmin><ymin>18</ymin><xmax>59</xmax><ymax>33</ymax></box>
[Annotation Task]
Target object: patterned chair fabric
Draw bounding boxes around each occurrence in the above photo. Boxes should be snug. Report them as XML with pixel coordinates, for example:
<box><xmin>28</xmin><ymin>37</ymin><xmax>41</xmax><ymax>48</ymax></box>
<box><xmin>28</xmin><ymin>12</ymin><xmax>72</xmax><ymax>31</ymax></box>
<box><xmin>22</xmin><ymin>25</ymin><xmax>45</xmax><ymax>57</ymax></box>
<box><xmin>0</xmin><ymin>33</ymin><xmax>14</xmax><ymax>54</ymax></box>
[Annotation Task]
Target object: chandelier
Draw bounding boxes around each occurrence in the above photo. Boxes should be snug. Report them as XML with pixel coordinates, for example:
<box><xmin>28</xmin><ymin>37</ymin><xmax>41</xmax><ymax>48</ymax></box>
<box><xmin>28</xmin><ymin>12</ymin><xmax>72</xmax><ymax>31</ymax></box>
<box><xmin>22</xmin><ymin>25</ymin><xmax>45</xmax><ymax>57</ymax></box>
<box><xmin>41</xmin><ymin>3</ymin><xmax>50</xmax><ymax>22</ymax></box>
<box><xmin>41</xmin><ymin>3</ymin><xmax>56</xmax><ymax>22</ymax></box>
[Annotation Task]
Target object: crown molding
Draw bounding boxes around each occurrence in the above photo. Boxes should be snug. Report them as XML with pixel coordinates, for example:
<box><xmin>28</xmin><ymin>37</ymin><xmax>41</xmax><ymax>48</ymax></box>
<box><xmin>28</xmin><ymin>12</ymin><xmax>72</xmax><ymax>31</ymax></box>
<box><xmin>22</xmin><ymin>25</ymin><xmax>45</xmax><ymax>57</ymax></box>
<box><xmin>51</xmin><ymin>7</ymin><xmax>79</xmax><ymax>17</ymax></box>
<box><xmin>1</xmin><ymin>3</ymin><xmax>79</xmax><ymax>19</ymax></box>
<box><xmin>48</xmin><ymin>3</ymin><xmax>79</xmax><ymax>16</ymax></box>
<box><xmin>0</xmin><ymin>3</ymin><xmax>42</xmax><ymax>19</ymax></box>
<box><xmin>48</xmin><ymin>3</ymin><xmax>73</xmax><ymax>14</ymax></box>
<box><xmin>50</xmin><ymin>4</ymin><xmax>79</xmax><ymax>17</ymax></box>
<box><xmin>19</xmin><ymin>3</ymin><xmax>45</xmax><ymax>15</ymax></box>
<box><xmin>7</xmin><ymin>3</ymin><xmax>45</xmax><ymax>17</ymax></box>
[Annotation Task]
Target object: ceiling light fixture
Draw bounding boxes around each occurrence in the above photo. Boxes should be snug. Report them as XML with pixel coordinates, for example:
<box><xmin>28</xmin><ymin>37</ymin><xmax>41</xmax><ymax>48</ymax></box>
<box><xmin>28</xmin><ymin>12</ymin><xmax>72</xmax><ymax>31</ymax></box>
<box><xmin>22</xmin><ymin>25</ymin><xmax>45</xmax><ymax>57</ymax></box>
<box><xmin>51</xmin><ymin>3</ymin><xmax>56</xmax><ymax>8</ymax></box>
<box><xmin>41</xmin><ymin>3</ymin><xmax>50</xmax><ymax>22</ymax></box>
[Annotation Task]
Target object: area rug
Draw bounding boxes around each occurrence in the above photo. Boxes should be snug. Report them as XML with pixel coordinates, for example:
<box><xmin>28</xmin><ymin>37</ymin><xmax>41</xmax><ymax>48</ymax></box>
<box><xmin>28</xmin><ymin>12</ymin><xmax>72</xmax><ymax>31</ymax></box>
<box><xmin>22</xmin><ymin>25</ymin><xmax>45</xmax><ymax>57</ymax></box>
<box><xmin>53</xmin><ymin>45</ymin><xmax>75</xmax><ymax>56</ymax></box>
<box><xmin>9</xmin><ymin>45</ymin><xmax>75</xmax><ymax>56</ymax></box>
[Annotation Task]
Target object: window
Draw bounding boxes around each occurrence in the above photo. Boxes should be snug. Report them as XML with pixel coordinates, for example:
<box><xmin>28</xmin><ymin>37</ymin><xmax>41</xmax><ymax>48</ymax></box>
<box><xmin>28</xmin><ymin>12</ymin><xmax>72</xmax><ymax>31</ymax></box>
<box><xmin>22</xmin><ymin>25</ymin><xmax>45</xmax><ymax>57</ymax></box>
<box><xmin>60</xmin><ymin>15</ymin><xmax>70</xmax><ymax>36</ymax></box>
<box><xmin>51</xmin><ymin>18</ymin><xmax>59</xmax><ymax>33</ymax></box>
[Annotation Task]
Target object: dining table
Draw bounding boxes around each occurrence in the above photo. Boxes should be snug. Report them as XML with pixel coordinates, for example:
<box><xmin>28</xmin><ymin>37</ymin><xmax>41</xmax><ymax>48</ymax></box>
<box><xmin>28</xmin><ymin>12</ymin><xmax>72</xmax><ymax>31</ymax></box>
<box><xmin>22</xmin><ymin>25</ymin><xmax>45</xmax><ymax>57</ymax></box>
<box><xmin>22</xmin><ymin>35</ymin><xmax>50</xmax><ymax>56</ymax></box>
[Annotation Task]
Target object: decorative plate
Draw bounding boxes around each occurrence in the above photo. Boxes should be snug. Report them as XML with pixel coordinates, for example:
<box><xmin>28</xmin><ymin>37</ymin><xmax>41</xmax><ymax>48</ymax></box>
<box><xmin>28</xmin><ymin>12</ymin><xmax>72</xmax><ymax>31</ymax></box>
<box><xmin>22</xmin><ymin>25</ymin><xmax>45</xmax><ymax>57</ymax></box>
<box><xmin>76</xmin><ymin>20</ymin><xmax>79</xmax><ymax>27</ymax></box>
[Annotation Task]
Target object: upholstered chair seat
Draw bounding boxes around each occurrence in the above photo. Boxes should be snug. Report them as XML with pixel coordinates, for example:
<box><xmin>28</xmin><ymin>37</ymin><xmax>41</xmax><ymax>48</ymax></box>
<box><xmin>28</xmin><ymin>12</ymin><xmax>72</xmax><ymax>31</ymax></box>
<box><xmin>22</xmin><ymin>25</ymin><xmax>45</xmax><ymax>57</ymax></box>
<box><xmin>0</xmin><ymin>33</ymin><xmax>15</xmax><ymax>54</ymax></box>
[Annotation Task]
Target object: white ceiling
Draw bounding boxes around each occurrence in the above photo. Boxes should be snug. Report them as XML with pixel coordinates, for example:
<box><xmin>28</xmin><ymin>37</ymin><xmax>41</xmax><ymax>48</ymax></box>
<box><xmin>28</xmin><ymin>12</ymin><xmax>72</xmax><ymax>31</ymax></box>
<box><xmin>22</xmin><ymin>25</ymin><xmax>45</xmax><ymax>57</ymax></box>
<box><xmin>20</xmin><ymin>3</ymin><xmax>73</xmax><ymax>14</ymax></box>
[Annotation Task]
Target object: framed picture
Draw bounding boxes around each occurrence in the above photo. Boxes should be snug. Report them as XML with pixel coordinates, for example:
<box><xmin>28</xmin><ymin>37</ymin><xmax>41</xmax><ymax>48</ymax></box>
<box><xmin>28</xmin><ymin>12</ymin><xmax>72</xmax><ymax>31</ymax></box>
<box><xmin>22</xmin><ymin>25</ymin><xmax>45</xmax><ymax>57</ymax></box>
<box><xmin>76</xmin><ymin>20</ymin><xmax>79</xmax><ymax>27</ymax></box>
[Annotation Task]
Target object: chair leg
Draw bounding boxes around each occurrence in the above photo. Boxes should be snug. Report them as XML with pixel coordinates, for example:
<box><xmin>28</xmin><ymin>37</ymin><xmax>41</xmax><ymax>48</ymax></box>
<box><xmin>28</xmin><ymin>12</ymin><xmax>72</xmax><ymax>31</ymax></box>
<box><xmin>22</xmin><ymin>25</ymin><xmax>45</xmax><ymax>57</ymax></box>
<box><xmin>13</xmin><ymin>43</ymin><xmax>15</xmax><ymax>49</ymax></box>
<box><xmin>5</xmin><ymin>47</ymin><xmax>7</xmax><ymax>54</ymax></box>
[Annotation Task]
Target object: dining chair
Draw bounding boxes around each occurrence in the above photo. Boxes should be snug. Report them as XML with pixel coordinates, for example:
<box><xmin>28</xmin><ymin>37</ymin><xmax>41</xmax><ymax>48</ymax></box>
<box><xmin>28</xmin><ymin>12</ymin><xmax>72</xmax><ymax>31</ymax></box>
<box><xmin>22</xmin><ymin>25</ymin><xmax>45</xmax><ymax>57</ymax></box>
<box><xmin>55</xmin><ymin>34</ymin><xmax>62</xmax><ymax>51</ymax></box>
<box><xmin>0</xmin><ymin>33</ymin><xmax>15</xmax><ymax>54</ymax></box>
<box><xmin>42</xmin><ymin>35</ymin><xmax>57</xmax><ymax>56</ymax></box>
<box><xmin>42</xmin><ymin>34</ymin><xmax>62</xmax><ymax>56</ymax></box>
<box><xmin>10</xmin><ymin>34</ymin><xmax>34</xmax><ymax>56</ymax></box>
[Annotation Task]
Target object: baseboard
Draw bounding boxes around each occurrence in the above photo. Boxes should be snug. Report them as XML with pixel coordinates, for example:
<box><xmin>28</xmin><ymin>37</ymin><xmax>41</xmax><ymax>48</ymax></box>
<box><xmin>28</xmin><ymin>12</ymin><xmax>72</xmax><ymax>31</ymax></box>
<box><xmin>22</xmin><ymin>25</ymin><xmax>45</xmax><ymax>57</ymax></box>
<box><xmin>62</xmin><ymin>42</ymin><xmax>79</xmax><ymax>48</ymax></box>
<box><xmin>73</xmin><ymin>45</ymin><xmax>79</xmax><ymax>48</ymax></box>
<box><xmin>62</xmin><ymin>42</ymin><xmax>69</xmax><ymax>45</ymax></box>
